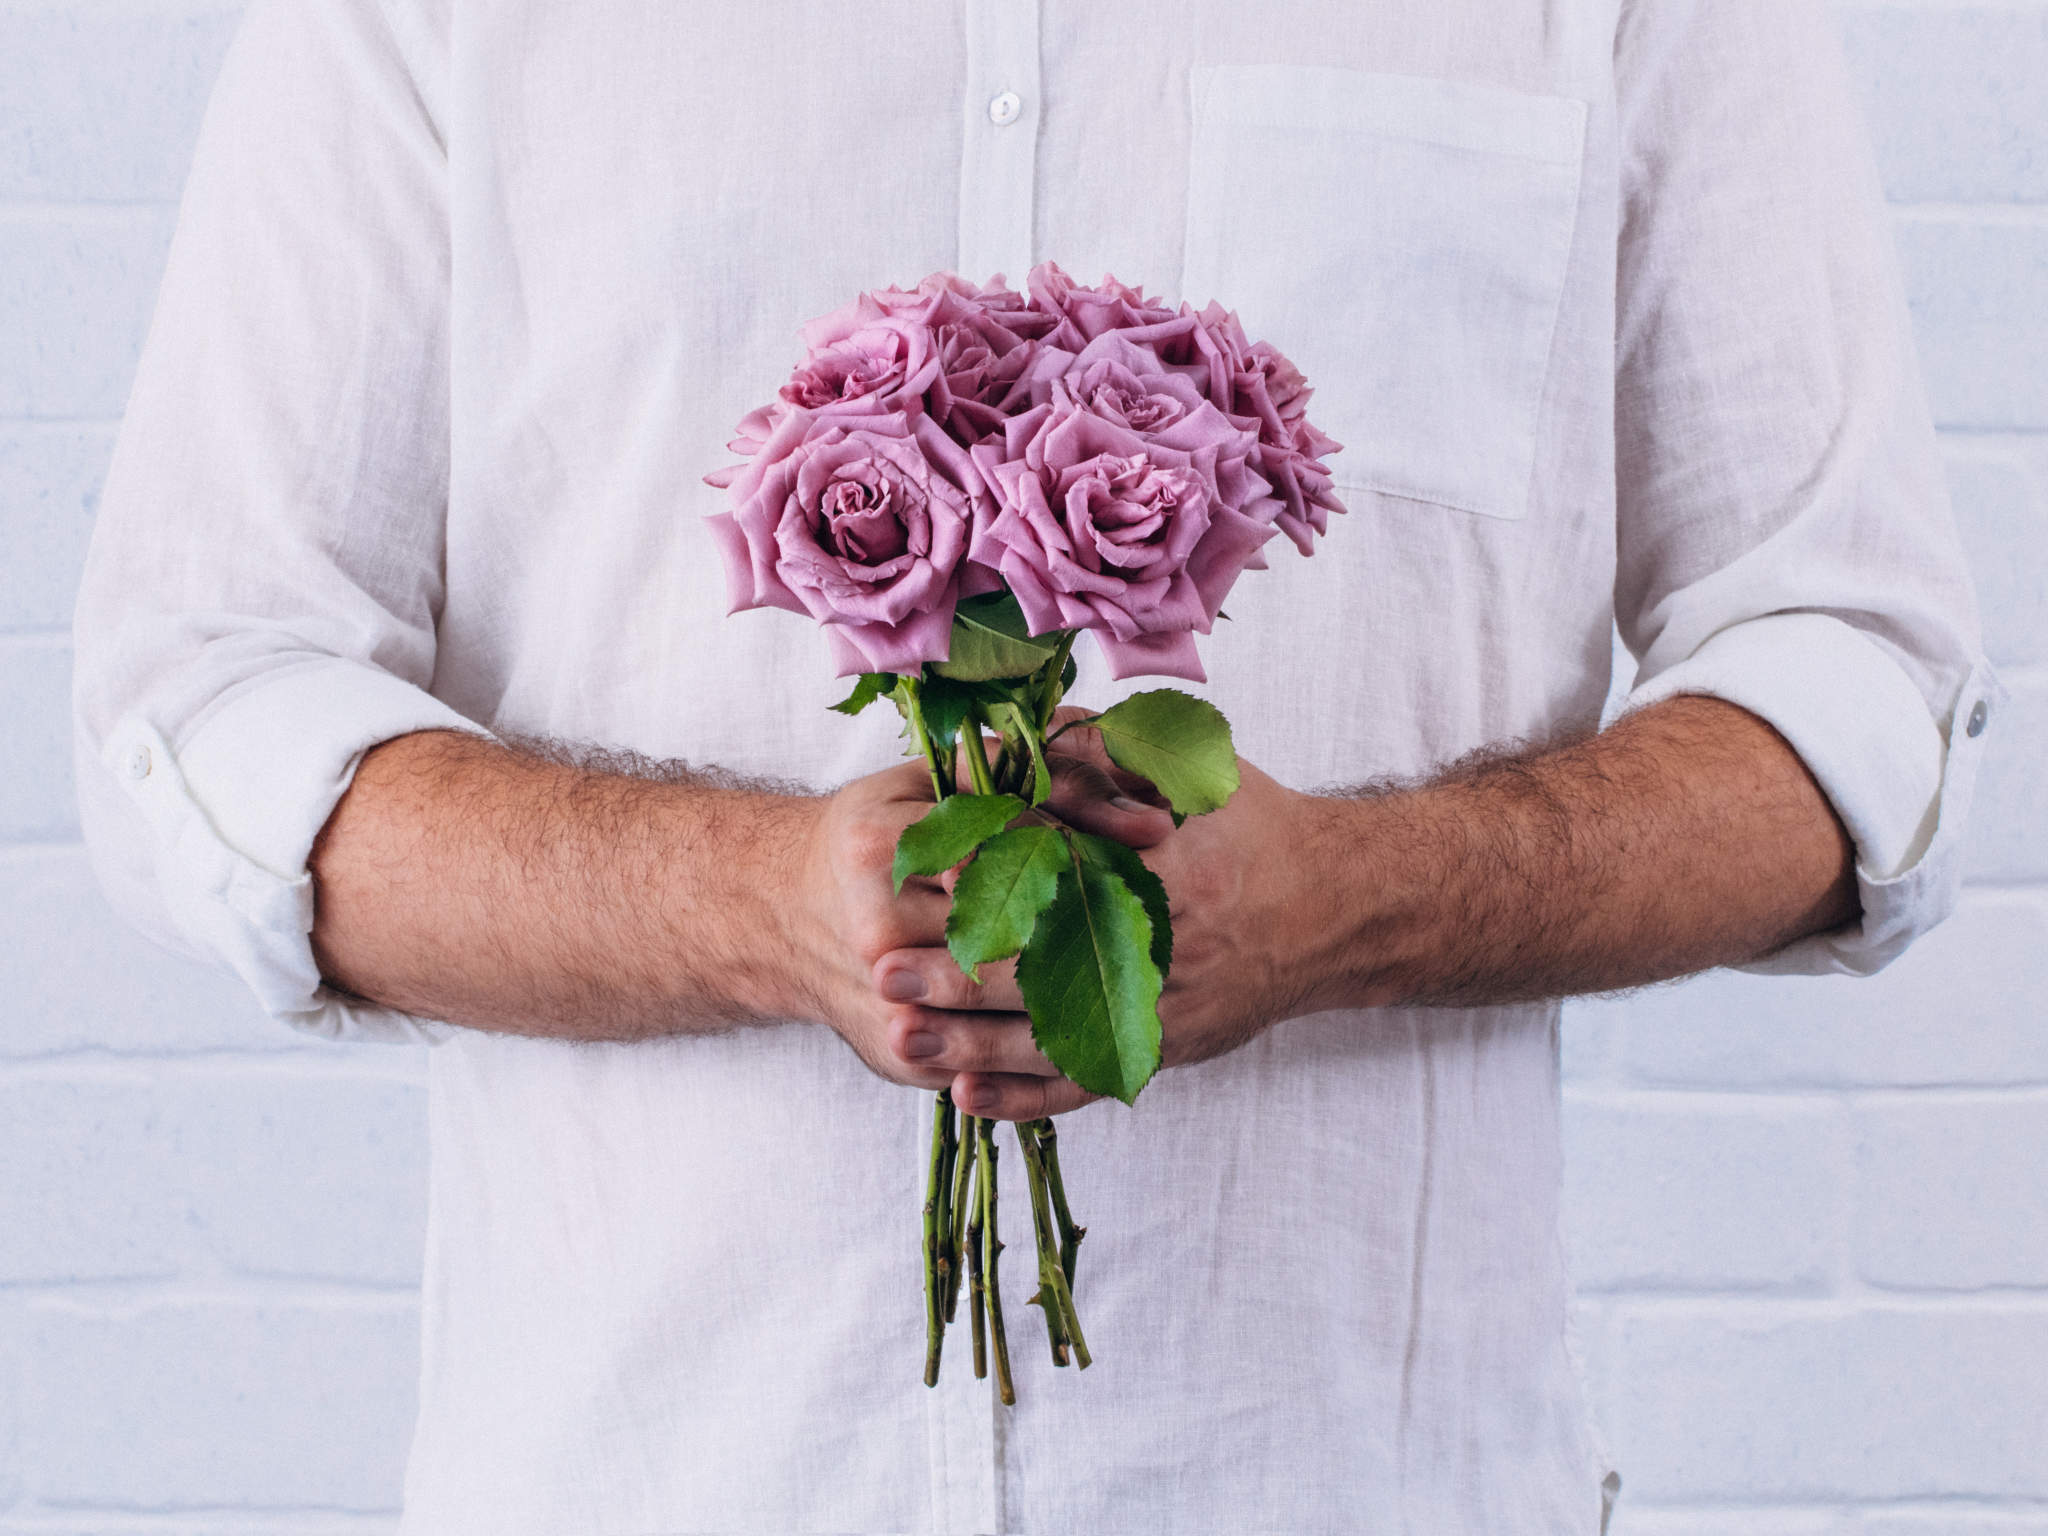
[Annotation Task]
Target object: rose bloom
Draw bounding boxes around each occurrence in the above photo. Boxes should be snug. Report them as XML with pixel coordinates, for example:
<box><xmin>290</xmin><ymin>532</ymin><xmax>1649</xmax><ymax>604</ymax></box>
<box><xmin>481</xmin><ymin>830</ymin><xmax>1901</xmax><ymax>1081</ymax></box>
<box><xmin>719</xmin><ymin>273</ymin><xmax>1054</xmax><ymax>461</ymax></box>
<box><xmin>919</xmin><ymin>284</ymin><xmax>1059</xmax><ymax>443</ymax></box>
<box><xmin>967</xmin><ymin>369</ymin><xmax>1279</xmax><ymax>682</ymax></box>
<box><xmin>1185</xmin><ymin>301</ymin><xmax>1347</xmax><ymax>554</ymax></box>
<box><xmin>703</xmin><ymin>408</ymin><xmax>995</xmax><ymax>675</ymax></box>
<box><xmin>1026</xmin><ymin>260</ymin><xmax>1182</xmax><ymax>354</ymax></box>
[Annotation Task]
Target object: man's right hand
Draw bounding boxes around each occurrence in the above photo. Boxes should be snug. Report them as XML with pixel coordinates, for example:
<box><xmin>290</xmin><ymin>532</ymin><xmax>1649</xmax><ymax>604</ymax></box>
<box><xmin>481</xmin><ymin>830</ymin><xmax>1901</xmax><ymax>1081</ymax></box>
<box><xmin>774</xmin><ymin>760</ymin><xmax>962</xmax><ymax>1086</ymax></box>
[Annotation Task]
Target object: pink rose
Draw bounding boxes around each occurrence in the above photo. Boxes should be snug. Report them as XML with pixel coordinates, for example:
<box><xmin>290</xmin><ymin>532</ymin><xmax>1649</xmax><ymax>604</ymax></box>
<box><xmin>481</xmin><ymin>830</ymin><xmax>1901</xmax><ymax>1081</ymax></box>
<box><xmin>710</xmin><ymin>274</ymin><xmax>1057</xmax><ymax>468</ymax></box>
<box><xmin>1026</xmin><ymin>260</ymin><xmax>1182</xmax><ymax>354</ymax></box>
<box><xmin>703</xmin><ymin>408</ymin><xmax>994</xmax><ymax>675</ymax></box>
<box><xmin>1187</xmin><ymin>302</ymin><xmax>1347</xmax><ymax>554</ymax></box>
<box><xmin>920</xmin><ymin>288</ymin><xmax>1059</xmax><ymax>442</ymax></box>
<box><xmin>1017</xmin><ymin>331</ymin><xmax>1210</xmax><ymax>427</ymax></box>
<box><xmin>966</xmin><ymin>375</ymin><xmax>1278</xmax><ymax>682</ymax></box>
<box><xmin>776</xmin><ymin>290</ymin><xmax>944</xmax><ymax>417</ymax></box>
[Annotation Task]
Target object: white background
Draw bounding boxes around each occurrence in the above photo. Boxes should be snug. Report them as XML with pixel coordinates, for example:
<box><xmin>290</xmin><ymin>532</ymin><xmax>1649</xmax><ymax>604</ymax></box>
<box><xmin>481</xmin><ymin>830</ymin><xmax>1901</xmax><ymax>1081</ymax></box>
<box><xmin>1</xmin><ymin>2</ymin><xmax>2043</xmax><ymax>1529</ymax></box>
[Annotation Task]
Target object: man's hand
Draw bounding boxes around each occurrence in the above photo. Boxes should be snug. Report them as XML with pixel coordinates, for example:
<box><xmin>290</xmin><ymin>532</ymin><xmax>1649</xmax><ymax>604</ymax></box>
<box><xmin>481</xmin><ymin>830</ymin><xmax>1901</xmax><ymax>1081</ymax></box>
<box><xmin>868</xmin><ymin>738</ymin><xmax>1319</xmax><ymax>1121</ymax></box>
<box><xmin>868</xmin><ymin>693</ymin><xmax>1861</xmax><ymax>1120</ymax></box>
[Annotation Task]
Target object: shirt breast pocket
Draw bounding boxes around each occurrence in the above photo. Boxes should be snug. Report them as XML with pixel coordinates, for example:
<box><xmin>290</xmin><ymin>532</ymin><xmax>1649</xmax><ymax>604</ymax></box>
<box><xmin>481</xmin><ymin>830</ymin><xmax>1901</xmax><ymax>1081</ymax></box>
<box><xmin>1181</xmin><ymin>65</ymin><xmax>1588</xmax><ymax>523</ymax></box>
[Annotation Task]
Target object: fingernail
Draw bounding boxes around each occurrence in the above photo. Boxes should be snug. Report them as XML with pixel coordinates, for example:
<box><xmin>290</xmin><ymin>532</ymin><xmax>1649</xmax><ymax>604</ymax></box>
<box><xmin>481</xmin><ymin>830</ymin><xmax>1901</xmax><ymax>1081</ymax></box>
<box><xmin>966</xmin><ymin>1084</ymin><xmax>998</xmax><ymax>1112</ymax></box>
<box><xmin>903</xmin><ymin>1032</ymin><xmax>943</xmax><ymax>1060</ymax></box>
<box><xmin>880</xmin><ymin>968</ymin><xmax>927</xmax><ymax>1002</ymax></box>
<box><xmin>1111</xmin><ymin>796</ymin><xmax>1149</xmax><ymax>814</ymax></box>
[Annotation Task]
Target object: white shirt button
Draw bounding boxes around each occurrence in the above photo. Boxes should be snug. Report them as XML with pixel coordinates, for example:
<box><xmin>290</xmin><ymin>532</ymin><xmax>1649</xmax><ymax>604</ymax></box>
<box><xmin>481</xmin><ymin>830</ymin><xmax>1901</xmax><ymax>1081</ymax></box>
<box><xmin>1967</xmin><ymin>698</ymin><xmax>1989</xmax><ymax>738</ymax></box>
<box><xmin>126</xmin><ymin>744</ymin><xmax>153</xmax><ymax>781</ymax></box>
<box><xmin>988</xmin><ymin>90</ymin><xmax>1023</xmax><ymax>127</ymax></box>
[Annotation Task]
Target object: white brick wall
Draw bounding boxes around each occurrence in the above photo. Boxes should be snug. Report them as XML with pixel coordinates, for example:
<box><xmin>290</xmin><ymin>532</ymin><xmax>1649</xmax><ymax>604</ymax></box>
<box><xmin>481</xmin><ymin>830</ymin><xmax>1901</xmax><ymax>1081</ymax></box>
<box><xmin>0</xmin><ymin>1</ymin><xmax>2042</xmax><ymax>1528</ymax></box>
<box><xmin>1567</xmin><ymin>12</ymin><xmax>2048</xmax><ymax>1528</ymax></box>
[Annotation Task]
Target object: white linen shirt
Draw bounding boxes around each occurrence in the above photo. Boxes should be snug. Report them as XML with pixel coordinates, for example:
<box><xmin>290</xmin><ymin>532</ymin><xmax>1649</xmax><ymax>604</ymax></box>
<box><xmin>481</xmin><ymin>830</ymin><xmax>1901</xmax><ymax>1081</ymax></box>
<box><xmin>72</xmin><ymin>0</ymin><xmax>1996</xmax><ymax>1531</ymax></box>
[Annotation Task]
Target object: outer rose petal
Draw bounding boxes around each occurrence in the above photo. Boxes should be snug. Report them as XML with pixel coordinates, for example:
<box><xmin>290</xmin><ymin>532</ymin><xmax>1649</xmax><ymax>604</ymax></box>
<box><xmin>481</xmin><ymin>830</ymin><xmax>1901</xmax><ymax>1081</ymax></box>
<box><xmin>1184</xmin><ymin>506</ymin><xmax>1279</xmax><ymax>621</ymax></box>
<box><xmin>705</xmin><ymin>510</ymin><xmax>806</xmax><ymax>617</ymax></box>
<box><xmin>823</xmin><ymin>601</ymin><xmax>958</xmax><ymax>677</ymax></box>
<box><xmin>957</xmin><ymin>560</ymin><xmax>1006</xmax><ymax>600</ymax></box>
<box><xmin>1094</xmin><ymin>628</ymin><xmax>1206</xmax><ymax>683</ymax></box>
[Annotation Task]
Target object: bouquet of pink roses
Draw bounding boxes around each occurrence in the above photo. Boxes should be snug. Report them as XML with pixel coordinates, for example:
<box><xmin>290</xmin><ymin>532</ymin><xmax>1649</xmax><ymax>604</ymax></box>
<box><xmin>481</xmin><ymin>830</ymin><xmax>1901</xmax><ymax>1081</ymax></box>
<box><xmin>704</xmin><ymin>260</ymin><xmax>1346</xmax><ymax>1401</ymax></box>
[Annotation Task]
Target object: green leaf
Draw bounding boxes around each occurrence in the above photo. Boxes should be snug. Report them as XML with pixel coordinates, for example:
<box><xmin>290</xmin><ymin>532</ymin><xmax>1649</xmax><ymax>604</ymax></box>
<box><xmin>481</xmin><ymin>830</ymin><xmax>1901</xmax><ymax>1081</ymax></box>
<box><xmin>1085</xmin><ymin>689</ymin><xmax>1239</xmax><ymax>818</ymax></box>
<box><xmin>830</xmin><ymin>672</ymin><xmax>898</xmax><ymax>716</ymax></box>
<box><xmin>892</xmin><ymin>793</ymin><xmax>1025</xmax><ymax>894</ymax></box>
<box><xmin>1071</xmin><ymin>832</ymin><xmax>1172</xmax><ymax>977</ymax></box>
<box><xmin>914</xmin><ymin>678</ymin><xmax>976</xmax><ymax>764</ymax></box>
<box><xmin>946</xmin><ymin>825</ymin><xmax>1068</xmax><ymax>973</ymax></box>
<box><xmin>932</xmin><ymin>592</ymin><xmax>1060</xmax><ymax>682</ymax></box>
<box><xmin>1016</xmin><ymin>860</ymin><xmax>1164</xmax><ymax>1105</ymax></box>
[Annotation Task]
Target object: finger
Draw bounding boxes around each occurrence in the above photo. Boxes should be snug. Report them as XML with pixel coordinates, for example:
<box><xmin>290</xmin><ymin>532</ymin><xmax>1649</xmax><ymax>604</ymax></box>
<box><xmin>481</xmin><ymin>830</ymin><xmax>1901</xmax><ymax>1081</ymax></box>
<box><xmin>862</xmin><ymin>882</ymin><xmax>960</xmax><ymax>955</ymax></box>
<box><xmin>873</xmin><ymin>949</ymin><xmax>1023</xmax><ymax>1011</ymax></box>
<box><xmin>1045</xmin><ymin>709</ymin><xmax>1162</xmax><ymax>799</ymax></box>
<box><xmin>874</xmin><ymin>757</ymin><xmax>943</xmax><ymax>805</ymax></box>
<box><xmin>950</xmin><ymin>1069</ymin><xmax>1101</xmax><ymax>1123</ymax></box>
<box><xmin>887</xmin><ymin>1007</ymin><xmax>1059</xmax><ymax>1078</ymax></box>
<box><xmin>1040</xmin><ymin>755</ymin><xmax>1175</xmax><ymax>848</ymax></box>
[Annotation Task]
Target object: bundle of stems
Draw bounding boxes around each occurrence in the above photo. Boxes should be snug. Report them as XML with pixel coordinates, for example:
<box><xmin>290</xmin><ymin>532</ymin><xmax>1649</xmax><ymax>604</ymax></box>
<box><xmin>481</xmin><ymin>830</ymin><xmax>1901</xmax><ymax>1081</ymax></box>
<box><xmin>901</xmin><ymin>639</ymin><xmax>1091</xmax><ymax>1400</ymax></box>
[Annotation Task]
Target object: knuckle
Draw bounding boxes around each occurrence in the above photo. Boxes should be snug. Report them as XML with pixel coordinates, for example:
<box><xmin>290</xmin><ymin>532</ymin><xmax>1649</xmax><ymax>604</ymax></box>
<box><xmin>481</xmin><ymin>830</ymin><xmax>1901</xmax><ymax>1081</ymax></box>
<box><xmin>960</xmin><ymin>1029</ymin><xmax>1002</xmax><ymax>1073</ymax></box>
<box><xmin>841</xmin><ymin>815</ymin><xmax>900</xmax><ymax>875</ymax></box>
<box><xmin>849</xmin><ymin>917</ymin><xmax>894</xmax><ymax>969</ymax></box>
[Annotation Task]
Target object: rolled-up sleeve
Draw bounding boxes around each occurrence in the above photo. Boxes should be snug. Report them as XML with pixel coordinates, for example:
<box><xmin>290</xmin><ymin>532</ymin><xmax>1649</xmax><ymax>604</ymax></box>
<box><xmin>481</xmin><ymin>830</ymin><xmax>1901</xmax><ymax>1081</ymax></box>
<box><xmin>71</xmin><ymin>0</ymin><xmax>493</xmax><ymax>1043</ymax></box>
<box><xmin>1608</xmin><ymin>0</ymin><xmax>2000</xmax><ymax>976</ymax></box>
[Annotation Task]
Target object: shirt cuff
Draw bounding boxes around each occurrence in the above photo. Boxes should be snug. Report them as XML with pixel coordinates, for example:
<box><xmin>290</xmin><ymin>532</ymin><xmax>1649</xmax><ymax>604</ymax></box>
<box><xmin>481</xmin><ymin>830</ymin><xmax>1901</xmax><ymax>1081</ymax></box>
<box><xmin>97</xmin><ymin>658</ymin><xmax>498</xmax><ymax>1044</ymax></box>
<box><xmin>1616</xmin><ymin>611</ymin><xmax>2001</xmax><ymax>976</ymax></box>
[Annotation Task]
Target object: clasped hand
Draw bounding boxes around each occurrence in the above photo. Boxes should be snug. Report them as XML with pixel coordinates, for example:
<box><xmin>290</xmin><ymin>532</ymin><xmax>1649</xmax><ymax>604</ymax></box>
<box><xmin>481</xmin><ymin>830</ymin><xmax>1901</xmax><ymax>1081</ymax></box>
<box><xmin>793</xmin><ymin>716</ymin><xmax>1323</xmax><ymax>1121</ymax></box>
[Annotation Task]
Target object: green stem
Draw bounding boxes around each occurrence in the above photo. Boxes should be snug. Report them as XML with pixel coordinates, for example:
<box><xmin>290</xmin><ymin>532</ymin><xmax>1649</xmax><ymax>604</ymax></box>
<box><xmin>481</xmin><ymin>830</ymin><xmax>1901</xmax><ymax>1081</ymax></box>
<box><xmin>1035</xmin><ymin>1115</ymin><xmax>1086</xmax><ymax>1293</ymax></box>
<box><xmin>937</xmin><ymin>1092</ymin><xmax>960</xmax><ymax>1320</ymax></box>
<box><xmin>1037</xmin><ymin>631</ymin><xmax>1078</xmax><ymax>731</ymax></box>
<box><xmin>962</xmin><ymin>710</ymin><xmax>999</xmax><ymax>797</ymax></box>
<box><xmin>922</xmin><ymin>1091</ymin><xmax>950</xmax><ymax>1387</ymax></box>
<box><xmin>1020</xmin><ymin>1121</ymin><xmax>1090</xmax><ymax>1368</ymax></box>
<box><xmin>979</xmin><ymin>1118</ymin><xmax>1016</xmax><ymax>1406</ymax></box>
<box><xmin>945</xmin><ymin>1104</ymin><xmax>974</xmax><ymax>1322</ymax></box>
<box><xmin>1017</xmin><ymin>1122</ymin><xmax>1073</xmax><ymax>1367</ymax></box>
<box><xmin>965</xmin><ymin>1117</ymin><xmax>988</xmax><ymax>1381</ymax></box>
<box><xmin>899</xmin><ymin>677</ymin><xmax>952</xmax><ymax>801</ymax></box>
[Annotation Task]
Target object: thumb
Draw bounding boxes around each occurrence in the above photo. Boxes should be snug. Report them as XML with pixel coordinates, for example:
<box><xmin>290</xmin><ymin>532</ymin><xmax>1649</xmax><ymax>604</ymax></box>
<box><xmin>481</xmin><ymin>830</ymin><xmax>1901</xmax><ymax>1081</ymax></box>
<box><xmin>1041</xmin><ymin>754</ymin><xmax>1176</xmax><ymax>849</ymax></box>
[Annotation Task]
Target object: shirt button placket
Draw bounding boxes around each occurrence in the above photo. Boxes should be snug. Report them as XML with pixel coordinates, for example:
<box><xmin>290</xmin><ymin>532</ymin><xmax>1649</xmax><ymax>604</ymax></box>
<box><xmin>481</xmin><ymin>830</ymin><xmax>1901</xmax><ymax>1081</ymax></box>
<box><xmin>957</xmin><ymin>0</ymin><xmax>1042</xmax><ymax>290</ymax></box>
<box><xmin>933</xmin><ymin>17</ymin><xmax>1041</xmax><ymax>1530</ymax></box>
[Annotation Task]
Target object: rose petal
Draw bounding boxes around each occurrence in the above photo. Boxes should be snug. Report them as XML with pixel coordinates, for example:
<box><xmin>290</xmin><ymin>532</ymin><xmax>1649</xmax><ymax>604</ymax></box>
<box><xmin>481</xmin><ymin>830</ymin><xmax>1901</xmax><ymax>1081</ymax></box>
<box><xmin>1094</xmin><ymin>628</ymin><xmax>1206</xmax><ymax>683</ymax></box>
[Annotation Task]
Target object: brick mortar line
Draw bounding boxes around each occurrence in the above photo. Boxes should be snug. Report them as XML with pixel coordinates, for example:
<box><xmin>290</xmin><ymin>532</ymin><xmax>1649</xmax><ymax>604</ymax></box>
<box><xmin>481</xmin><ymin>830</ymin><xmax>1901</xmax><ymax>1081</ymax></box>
<box><xmin>0</xmin><ymin>1053</ymin><xmax>427</xmax><ymax>1082</ymax></box>
<box><xmin>0</xmin><ymin>1524</ymin><xmax>396</xmax><ymax>1534</ymax></box>
<box><xmin>0</xmin><ymin>1508</ymin><xmax>400</xmax><ymax>1529</ymax></box>
<box><xmin>0</xmin><ymin>202</ymin><xmax>177</xmax><ymax>222</ymax></box>
<box><xmin>0</xmin><ymin>632</ymin><xmax>69</xmax><ymax>654</ymax></box>
<box><xmin>1891</xmin><ymin>202</ymin><xmax>2048</xmax><ymax>225</ymax></box>
<box><xmin>13</xmin><ymin>1281</ymin><xmax>422</xmax><ymax>1313</ymax></box>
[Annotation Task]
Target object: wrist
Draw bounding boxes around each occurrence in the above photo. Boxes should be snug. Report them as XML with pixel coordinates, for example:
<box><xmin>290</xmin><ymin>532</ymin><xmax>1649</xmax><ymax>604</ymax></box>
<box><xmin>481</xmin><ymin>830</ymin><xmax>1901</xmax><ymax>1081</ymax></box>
<box><xmin>661</xmin><ymin>785</ymin><xmax>828</xmax><ymax>1026</ymax></box>
<box><xmin>1283</xmin><ymin>788</ymin><xmax>1434</xmax><ymax>1014</ymax></box>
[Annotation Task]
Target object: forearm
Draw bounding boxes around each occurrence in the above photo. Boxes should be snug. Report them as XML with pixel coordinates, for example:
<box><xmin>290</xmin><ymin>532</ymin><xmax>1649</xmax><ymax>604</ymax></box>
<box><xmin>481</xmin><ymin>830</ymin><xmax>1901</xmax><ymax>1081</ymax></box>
<box><xmin>309</xmin><ymin>729</ymin><xmax>820</xmax><ymax>1040</ymax></box>
<box><xmin>1296</xmin><ymin>695</ymin><xmax>1859</xmax><ymax>1010</ymax></box>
